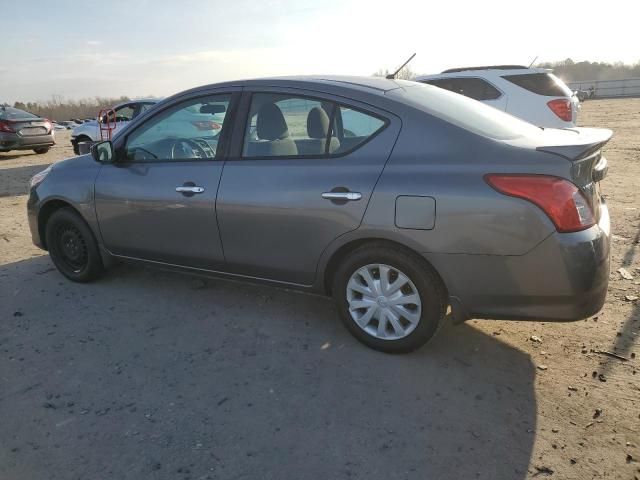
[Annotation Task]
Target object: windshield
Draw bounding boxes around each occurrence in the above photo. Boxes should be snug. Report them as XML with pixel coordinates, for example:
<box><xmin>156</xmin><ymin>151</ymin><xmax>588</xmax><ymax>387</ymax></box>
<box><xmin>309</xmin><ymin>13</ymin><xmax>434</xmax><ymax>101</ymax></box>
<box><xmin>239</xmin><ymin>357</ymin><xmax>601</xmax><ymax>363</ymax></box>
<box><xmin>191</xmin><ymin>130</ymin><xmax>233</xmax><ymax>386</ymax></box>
<box><xmin>0</xmin><ymin>107</ymin><xmax>39</xmax><ymax>120</ymax></box>
<box><xmin>388</xmin><ymin>83</ymin><xmax>542</xmax><ymax>140</ymax></box>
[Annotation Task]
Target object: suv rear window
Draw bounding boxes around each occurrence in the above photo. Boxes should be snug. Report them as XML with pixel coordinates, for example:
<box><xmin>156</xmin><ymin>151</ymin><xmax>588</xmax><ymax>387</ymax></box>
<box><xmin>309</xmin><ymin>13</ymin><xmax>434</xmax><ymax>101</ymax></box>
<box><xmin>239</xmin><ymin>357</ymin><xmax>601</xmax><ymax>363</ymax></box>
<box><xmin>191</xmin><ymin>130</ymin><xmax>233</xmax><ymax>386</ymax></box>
<box><xmin>502</xmin><ymin>73</ymin><xmax>572</xmax><ymax>97</ymax></box>
<box><xmin>422</xmin><ymin>77</ymin><xmax>502</xmax><ymax>101</ymax></box>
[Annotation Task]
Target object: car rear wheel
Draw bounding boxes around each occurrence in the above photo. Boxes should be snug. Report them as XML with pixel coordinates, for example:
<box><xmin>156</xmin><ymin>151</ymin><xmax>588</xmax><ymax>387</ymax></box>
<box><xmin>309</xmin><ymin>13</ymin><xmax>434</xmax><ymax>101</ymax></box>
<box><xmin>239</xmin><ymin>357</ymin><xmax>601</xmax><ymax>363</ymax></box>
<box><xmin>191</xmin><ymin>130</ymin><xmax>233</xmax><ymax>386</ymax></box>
<box><xmin>45</xmin><ymin>208</ymin><xmax>105</xmax><ymax>282</ymax></box>
<box><xmin>332</xmin><ymin>244</ymin><xmax>446</xmax><ymax>353</ymax></box>
<box><xmin>33</xmin><ymin>147</ymin><xmax>50</xmax><ymax>154</ymax></box>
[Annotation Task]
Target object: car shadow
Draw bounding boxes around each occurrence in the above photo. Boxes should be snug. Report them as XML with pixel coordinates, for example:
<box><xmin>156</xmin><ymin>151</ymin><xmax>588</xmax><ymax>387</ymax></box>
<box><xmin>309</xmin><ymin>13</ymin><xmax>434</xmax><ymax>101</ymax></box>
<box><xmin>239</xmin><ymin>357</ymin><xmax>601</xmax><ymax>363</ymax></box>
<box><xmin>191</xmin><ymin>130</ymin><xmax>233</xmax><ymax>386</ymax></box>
<box><xmin>0</xmin><ymin>256</ymin><xmax>536</xmax><ymax>480</ymax></box>
<box><xmin>603</xmin><ymin>226</ymin><xmax>640</xmax><ymax>371</ymax></box>
<box><xmin>0</xmin><ymin>164</ymin><xmax>52</xmax><ymax>198</ymax></box>
<box><xmin>0</xmin><ymin>151</ymin><xmax>39</xmax><ymax>161</ymax></box>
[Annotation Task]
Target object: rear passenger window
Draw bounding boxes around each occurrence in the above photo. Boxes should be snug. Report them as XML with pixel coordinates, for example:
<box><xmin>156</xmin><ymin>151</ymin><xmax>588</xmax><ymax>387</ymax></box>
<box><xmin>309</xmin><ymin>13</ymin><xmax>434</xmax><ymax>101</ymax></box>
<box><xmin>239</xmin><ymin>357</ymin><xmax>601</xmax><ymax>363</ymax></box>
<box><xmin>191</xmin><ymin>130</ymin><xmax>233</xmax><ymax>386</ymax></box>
<box><xmin>502</xmin><ymin>73</ymin><xmax>572</xmax><ymax>96</ymax></box>
<box><xmin>243</xmin><ymin>93</ymin><xmax>336</xmax><ymax>157</ymax></box>
<box><xmin>242</xmin><ymin>93</ymin><xmax>387</xmax><ymax>158</ymax></box>
<box><xmin>423</xmin><ymin>77</ymin><xmax>502</xmax><ymax>101</ymax></box>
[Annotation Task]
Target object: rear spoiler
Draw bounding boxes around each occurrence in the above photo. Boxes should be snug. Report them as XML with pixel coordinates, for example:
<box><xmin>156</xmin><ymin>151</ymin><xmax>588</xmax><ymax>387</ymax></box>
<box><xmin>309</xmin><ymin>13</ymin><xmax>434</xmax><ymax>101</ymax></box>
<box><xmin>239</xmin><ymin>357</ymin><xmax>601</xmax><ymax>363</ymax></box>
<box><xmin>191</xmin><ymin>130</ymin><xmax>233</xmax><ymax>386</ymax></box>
<box><xmin>536</xmin><ymin>128</ymin><xmax>613</xmax><ymax>160</ymax></box>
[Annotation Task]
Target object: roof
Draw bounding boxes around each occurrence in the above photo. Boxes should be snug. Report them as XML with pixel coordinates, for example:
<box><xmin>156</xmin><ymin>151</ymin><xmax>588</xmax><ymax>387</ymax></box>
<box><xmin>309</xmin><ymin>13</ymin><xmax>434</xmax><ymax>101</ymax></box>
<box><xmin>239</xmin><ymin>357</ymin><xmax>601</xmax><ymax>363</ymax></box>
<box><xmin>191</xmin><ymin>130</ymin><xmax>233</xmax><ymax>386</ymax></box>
<box><xmin>441</xmin><ymin>65</ymin><xmax>528</xmax><ymax>73</ymax></box>
<box><xmin>174</xmin><ymin>75</ymin><xmax>411</xmax><ymax>99</ymax></box>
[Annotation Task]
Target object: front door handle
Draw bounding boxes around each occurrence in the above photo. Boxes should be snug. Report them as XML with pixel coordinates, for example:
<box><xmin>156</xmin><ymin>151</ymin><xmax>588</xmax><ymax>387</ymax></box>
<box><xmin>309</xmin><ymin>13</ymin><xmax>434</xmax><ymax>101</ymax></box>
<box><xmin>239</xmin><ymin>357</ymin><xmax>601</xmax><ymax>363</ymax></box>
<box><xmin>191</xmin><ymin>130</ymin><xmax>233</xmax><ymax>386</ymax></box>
<box><xmin>322</xmin><ymin>191</ymin><xmax>362</xmax><ymax>201</ymax></box>
<box><xmin>176</xmin><ymin>186</ymin><xmax>205</xmax><ymax>194</ymax></box>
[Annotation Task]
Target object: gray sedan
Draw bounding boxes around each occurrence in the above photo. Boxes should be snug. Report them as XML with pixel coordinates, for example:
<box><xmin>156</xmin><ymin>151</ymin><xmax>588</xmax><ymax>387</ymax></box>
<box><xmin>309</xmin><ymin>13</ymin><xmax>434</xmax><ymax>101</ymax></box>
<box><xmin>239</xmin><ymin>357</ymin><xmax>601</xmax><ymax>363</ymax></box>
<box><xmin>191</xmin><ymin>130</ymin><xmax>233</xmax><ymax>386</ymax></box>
<box><xmin>0</xmin><ymin>106</ymin><xmax>55</xmax><ymax>154</ymax></box>
<box><xmin>27</xmin><ymin>76</ymin><xmax>611</xmax><ymax>352</ymax></box>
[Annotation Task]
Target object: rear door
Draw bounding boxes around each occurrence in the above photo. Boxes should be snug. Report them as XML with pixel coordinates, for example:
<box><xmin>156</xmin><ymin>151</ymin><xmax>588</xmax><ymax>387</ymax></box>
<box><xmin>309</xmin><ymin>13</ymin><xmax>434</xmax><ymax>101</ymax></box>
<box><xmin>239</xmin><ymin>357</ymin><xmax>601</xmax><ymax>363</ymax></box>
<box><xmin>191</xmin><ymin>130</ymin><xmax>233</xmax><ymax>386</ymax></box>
<box><xmin>216</xmin><ymin>89</ymin><xmax>401</xmax><ymax>285</ymax></box>
<box><xmin>94</xmin><ymin>90</ymin><xmax>239</xmax><ymax>269</ymax></box>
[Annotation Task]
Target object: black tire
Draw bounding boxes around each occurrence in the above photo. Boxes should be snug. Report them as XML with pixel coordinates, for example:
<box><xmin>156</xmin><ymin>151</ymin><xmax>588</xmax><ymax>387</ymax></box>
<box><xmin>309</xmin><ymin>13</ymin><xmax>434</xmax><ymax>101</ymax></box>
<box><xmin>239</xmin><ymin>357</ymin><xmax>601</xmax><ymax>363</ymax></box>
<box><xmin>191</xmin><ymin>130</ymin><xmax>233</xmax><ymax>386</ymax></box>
<box><xmin>332</xmin><ymin>243</ymin><xmax>447</xmax><ymax>353</ymax></box>
<box><xmin>45</xmin><ymin>207</ymin><xmax>105</xmax><ymax>282</ymax></box>
<box><xmin>73</xmin><ymin>136</ymin><xmax>91</xmax><ymax>155</ymax></box>
<box><xmin>33</xmin><ymin>147</ymin><xmax>50</xmax><ymax>154</ymax></box>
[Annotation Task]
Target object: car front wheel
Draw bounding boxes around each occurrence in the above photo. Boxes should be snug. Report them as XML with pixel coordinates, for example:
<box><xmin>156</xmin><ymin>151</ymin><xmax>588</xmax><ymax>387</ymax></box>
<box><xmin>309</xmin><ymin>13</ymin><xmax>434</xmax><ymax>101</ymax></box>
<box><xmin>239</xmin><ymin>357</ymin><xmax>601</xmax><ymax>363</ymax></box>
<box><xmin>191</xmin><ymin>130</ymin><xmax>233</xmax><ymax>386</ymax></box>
<box><xmin>45</xmin><ymin>208</ymin><xmax>105</xmax><ymax>282</ymax></box>
<box><xmin>333</xmin><ymin>244</ymin><xmax>446</xmax><ymax>353</ymax></box>
<box><xmin>33</xmin><ymin>147</ymin><xmax>50</xmax><ymax>154</ymax></box>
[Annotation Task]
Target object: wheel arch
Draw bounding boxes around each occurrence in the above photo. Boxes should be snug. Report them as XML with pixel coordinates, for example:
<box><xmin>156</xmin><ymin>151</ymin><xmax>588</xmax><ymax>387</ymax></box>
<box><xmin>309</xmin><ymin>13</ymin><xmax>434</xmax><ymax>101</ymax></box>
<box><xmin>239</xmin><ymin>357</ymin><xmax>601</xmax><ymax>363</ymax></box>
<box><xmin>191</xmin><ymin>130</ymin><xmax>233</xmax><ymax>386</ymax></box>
<box><xmin>321</xmin><ymin>237</ymin><xmax>449</xmax><ymax>299</ymax></box>
<box><xmin>38</xmin><ymin>199</ymin><xmax>81</xmax><ymax>250</ymax></box>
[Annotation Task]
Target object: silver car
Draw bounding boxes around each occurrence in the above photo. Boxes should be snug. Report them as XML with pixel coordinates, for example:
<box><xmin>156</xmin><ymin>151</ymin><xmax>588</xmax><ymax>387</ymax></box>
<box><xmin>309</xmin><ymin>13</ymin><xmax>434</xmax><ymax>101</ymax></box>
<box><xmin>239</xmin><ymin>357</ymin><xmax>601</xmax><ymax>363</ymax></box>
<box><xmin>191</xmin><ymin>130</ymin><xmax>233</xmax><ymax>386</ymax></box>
<box><xmin>0</xmin><ymin>106</ymin><xmax>55</xmax><ymax>154</ymax></box>
<box><xmin>27</xmin><ymin>76</ymin><xmax>611</xmax><ymax>352</ymax></box>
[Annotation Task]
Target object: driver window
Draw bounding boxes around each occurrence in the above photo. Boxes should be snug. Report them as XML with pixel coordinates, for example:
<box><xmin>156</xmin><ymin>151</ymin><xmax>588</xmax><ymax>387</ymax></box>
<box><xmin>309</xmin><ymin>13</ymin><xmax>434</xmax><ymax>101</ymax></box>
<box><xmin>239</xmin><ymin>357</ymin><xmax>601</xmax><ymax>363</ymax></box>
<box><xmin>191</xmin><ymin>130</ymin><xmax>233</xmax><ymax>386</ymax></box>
<box><xmin>124</xmin><ymin>94</ymin><xmax>231</xmax><ymax>162</ymax></box>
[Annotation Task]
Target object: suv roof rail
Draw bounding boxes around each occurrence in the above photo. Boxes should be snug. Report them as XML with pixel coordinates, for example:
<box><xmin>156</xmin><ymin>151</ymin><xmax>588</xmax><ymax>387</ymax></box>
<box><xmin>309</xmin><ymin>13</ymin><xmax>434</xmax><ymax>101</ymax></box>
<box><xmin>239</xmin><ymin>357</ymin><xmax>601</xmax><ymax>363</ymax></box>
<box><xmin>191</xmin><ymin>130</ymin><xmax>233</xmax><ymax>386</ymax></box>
<box><xmin>441</xmin><ymin>65</ymin><xmax>529</xmax><ymax>73</ymax></box>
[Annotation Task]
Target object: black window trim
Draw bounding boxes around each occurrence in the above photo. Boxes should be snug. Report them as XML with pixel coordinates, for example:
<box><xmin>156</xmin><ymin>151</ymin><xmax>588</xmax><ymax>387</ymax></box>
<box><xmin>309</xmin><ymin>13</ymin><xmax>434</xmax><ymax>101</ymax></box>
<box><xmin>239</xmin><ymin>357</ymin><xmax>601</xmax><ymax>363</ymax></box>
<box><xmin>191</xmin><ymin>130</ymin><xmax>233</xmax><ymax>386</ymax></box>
<box><xmin>113</xmin><ymin>90</ymin><xmax>241</xmax><ymax>164</ymax></box>
<box><xmin>234</xmin><ymin>90</ymin><xmax>390</xmax><ymax>161</ymax></box>
<box><xmin>421</xmin><ymin>75</ymin><xmax>504</xmax><ymax>101</ymax></box>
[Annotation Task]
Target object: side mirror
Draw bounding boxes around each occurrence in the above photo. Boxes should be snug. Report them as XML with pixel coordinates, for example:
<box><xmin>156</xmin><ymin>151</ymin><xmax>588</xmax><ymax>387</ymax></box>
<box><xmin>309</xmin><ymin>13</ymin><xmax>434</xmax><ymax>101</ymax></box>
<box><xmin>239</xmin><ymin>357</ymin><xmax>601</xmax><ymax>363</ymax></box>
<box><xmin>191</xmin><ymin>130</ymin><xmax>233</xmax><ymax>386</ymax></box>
<box><xmin>91</xmin><ymin>140</ymin><xmax>114</xmax><ymax>163</ymax></box>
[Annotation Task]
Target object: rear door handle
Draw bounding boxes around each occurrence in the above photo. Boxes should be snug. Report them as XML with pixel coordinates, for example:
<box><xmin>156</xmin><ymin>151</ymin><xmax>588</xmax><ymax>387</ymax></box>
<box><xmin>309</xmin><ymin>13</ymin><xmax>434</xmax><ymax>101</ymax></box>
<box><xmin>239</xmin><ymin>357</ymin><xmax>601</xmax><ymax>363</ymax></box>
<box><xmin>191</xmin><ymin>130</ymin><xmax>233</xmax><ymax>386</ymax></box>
<box><xmin>176</xmin><ymin>186</ymin><xmax>205</xmax><ymax>194</ymax></box>
<box><xmin>321</xmin><ymin>191</ymin><xmax>362</xmax><ymax>201</ymax></box>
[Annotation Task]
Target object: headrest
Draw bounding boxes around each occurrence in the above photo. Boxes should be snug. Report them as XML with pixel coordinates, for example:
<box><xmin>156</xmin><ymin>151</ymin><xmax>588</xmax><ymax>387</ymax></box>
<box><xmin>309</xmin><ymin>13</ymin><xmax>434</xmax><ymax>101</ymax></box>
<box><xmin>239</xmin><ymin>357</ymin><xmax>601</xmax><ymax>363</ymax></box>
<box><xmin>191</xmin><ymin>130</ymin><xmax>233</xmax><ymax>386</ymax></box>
<box><xmin>307</xmin><ymin>107</ymin><xmax>331</xmax><ymax>139</ymax></box>
<box><xmin>257</xmin><ymin>103</ymin><xmax>289</xmax><ymax>140</ymax></box>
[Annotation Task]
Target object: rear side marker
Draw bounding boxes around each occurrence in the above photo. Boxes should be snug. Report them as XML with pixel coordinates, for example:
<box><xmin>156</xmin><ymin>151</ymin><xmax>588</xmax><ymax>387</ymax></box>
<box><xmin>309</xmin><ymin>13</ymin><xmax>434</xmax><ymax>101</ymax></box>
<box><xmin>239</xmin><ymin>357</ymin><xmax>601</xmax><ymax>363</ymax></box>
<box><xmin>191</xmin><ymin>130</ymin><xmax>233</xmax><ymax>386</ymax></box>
<box><xmin>485</xmin><ymin>174</ymin><xmax>595</xmax><ymax>233</ymax></box>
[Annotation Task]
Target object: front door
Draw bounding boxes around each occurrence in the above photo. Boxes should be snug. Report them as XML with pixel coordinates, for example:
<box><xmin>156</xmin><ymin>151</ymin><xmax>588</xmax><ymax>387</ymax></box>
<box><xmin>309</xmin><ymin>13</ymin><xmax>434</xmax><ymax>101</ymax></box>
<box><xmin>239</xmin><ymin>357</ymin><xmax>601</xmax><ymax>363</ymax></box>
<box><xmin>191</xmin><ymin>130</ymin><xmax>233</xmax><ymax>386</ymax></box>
<box><xmin>94</xmin><ymin>91</ymin><xmax>237</xmax><ymax>270</ymax></box>
<box><xmin>216</xmin><ymin>90</ymin><xmax>400</xmax><ymax>285</ymax></box>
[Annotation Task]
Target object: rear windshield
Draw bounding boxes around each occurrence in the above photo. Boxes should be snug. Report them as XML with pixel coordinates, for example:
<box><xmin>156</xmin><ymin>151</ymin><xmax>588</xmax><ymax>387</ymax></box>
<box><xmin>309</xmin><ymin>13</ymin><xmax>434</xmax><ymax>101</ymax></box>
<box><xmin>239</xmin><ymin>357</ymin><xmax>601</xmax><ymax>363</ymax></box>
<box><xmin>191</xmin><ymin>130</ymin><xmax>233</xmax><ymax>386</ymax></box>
<box><xmin>502</xmin><ymin>73</ymin><xmax>572</xmax><ymax>97</ymax></box>
<box><xmin>0</xmin><ymin>107</ymin><xmax>39</xmax><ymax>120</ymax></box>
<box><xmin>389</xmin><ymin>83</ymin><xmax>541</xmax><ymax>140</ymax></box>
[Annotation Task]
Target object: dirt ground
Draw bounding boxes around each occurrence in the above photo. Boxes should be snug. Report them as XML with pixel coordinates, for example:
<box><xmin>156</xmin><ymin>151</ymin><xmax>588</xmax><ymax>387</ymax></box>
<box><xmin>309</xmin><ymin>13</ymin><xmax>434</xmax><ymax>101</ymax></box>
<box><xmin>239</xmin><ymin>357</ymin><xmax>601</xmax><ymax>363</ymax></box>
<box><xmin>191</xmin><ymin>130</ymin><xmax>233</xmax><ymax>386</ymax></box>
<box><xmin>0</xmin><ymin>101</ymin><xmax>639</xmax><ymax>480</ymax></box>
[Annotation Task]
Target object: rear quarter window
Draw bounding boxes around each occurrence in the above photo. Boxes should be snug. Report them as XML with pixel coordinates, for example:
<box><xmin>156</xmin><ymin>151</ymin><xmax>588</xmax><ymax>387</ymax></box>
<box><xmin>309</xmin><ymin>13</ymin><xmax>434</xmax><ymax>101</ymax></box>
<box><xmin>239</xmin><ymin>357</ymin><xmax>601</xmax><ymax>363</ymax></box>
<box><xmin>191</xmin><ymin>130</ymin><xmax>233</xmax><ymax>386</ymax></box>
<box><xmin>502</xmin><ymin>73</ymin><xmax>572</xmax><ymax>97</ymax></box>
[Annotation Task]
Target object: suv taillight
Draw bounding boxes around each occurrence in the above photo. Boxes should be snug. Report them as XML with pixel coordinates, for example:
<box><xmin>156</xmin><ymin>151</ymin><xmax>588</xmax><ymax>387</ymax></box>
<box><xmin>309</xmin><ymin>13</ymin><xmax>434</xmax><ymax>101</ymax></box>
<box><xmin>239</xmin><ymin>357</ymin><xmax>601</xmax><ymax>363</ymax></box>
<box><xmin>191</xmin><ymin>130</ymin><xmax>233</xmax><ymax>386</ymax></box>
<box><xmin>485</xmin><ymin>174</ymin><xmax>595</xmax><ymax>233</ymax></box>
<box><xmin>547</xmin><ymin>99</ymin><xmax>572</xmax><ymax>122</ymax></box>
<box><xmin>0</xmin><ymin>120</ymin><xmax>15</xmax><ymax>133</ymax></box>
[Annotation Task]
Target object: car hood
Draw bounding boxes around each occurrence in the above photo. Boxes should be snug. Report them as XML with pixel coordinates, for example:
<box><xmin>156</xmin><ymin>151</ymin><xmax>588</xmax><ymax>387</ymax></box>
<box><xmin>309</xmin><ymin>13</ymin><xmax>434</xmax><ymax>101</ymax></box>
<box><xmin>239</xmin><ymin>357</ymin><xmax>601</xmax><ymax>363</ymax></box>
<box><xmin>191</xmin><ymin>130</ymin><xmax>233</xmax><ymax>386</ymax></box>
<box><xmin>51</xmin><ymin>153</ymin><xmax>96</xmax><ymax>171</ymax></box>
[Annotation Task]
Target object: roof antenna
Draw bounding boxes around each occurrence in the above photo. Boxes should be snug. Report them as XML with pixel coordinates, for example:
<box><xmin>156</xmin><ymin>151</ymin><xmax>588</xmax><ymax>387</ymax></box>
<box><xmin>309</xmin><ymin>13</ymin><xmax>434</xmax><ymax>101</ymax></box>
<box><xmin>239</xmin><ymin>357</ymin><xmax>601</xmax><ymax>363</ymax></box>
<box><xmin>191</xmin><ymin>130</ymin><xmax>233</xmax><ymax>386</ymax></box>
<box><xmin>528</xmin><ymin>56</ymin><xmax>539</xmax><ymax>68</ymax></box>
<box><xmin>386</xmin><ymin>53</ymin><xmax>416</xmax><ymax>79</ymax></box>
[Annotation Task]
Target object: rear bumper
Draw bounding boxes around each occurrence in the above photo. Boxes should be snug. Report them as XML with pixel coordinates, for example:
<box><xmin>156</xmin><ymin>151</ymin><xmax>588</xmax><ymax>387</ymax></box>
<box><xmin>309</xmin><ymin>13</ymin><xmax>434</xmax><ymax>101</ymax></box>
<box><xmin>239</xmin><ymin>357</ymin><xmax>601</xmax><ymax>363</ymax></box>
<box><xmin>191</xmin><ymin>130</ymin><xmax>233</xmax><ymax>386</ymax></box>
<box><xmin>428</xmin><ymin>201</ymin><xmax>610</xmax><ymax>322</ymax></box>
<box><xmin>0</xmin><ymin>131</ymin><xmax>55</xmax><ymax>151</ymax></box>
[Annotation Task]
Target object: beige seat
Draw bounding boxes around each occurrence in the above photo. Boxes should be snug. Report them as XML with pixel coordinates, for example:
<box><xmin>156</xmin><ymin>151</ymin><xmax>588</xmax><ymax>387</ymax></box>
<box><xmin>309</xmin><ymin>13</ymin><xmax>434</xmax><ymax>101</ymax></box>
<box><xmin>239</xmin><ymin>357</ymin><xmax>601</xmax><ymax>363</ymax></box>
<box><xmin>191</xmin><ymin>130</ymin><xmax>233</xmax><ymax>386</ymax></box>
<box><xmin>246</xmin><ymin>103</ymin><xmax>298</xmax><ymax>157</ymax></box>
<box><xmin>296</xmin><ymin>107</ymin><xmax>340</xmax><ymax>155</ymax></box>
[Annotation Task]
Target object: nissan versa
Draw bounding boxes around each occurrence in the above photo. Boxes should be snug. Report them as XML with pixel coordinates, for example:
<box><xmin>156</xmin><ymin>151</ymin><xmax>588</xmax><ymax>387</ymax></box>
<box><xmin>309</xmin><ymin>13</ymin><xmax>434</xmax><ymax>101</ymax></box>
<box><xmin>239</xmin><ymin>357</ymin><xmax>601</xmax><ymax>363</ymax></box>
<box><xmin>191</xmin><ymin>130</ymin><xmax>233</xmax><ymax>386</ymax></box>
<box><xmin>27</xmin><ymin>76</ymin><xmax>611</xmax><ymax>353</ymax></box>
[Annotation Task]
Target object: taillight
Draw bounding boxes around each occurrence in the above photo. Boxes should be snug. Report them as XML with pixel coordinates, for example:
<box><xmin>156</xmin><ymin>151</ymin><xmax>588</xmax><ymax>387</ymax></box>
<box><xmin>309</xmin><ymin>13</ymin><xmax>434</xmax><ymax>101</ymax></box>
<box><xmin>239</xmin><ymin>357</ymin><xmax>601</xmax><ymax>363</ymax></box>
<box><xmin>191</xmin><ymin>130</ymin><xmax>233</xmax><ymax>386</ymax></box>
<box><xmin>547</xmin><ymin>99</ymin><xmax>572</xmax><ymax>122</ymax></box>
<box><xmin>43</xmin><ymin>119</ymin><xmax>52</xmax><ymax>131</ymax></box>
<box><xmin>0</xmin><ymin>120</ymin><xmax>15</xmax><ymax>133</ymax></box>
<box><xmin>485</xmin><ymin>174</ymin><xmax>595</xmax><ymax>233</ymax></box>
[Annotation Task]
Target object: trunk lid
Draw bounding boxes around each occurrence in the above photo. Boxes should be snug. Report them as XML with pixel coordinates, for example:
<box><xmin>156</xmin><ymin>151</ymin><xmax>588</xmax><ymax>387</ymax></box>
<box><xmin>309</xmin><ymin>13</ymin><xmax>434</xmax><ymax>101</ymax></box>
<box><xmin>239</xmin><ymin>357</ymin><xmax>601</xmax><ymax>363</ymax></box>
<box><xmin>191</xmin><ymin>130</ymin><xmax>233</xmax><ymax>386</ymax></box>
<box><xmin>536</xmin><ymin>127</ymin><xmax>612</xmax><ymax>221</ymax></box>
<box><xmin>13</xmin><ymin>119</ymin><xmax>51</xmax><ymax>136</ymax></box>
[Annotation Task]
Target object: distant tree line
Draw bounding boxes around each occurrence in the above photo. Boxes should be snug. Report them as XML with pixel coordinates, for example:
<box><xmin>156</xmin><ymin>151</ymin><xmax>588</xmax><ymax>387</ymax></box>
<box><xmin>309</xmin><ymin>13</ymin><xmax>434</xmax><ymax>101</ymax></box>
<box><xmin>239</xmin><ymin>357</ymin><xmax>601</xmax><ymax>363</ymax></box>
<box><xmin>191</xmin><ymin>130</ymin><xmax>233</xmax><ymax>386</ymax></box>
<box><xmin>373</xmin><ymin>66</ymin><xmax>416</xmax><ymax>80</ymax></box>
<box><xmin>7</xmin><ymin>96</ymin><xmax>132</xmax><ymax>122</ymax></box>
<box><xmin>537</xmin><ymin>59</ymin><xmax>640</xmax><ymax>82</ymax></box>
<box><xmin>372</xmin><ymin>59</ymin><xmax>640</xmax><ymax>83</ymax></box>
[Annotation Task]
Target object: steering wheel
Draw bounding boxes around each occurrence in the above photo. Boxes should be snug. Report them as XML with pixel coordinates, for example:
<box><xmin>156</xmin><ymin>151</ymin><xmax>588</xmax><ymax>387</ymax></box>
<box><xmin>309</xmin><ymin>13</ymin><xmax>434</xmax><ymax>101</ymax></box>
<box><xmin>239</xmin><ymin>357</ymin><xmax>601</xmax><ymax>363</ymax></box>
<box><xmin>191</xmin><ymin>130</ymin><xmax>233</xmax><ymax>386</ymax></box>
<box><xmin>170</xmin><ymin>138</ymin><xmax>210</xmax><ymax>159</ymax></box>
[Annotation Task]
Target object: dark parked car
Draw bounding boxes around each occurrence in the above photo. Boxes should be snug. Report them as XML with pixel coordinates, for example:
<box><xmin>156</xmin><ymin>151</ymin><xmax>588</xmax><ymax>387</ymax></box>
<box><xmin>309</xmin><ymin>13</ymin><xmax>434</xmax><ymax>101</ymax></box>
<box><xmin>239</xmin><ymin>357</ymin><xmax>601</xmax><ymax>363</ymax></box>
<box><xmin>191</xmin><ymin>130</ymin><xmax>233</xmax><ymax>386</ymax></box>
<box><xmin>0</xmin><ymin>106</ymin><xmax>55</xmax><ymax>154</ymax></box>
<box><xmin>27</xmin><ymin>76</ymin><xmax>611</xmax><ymax>352</ymax></box>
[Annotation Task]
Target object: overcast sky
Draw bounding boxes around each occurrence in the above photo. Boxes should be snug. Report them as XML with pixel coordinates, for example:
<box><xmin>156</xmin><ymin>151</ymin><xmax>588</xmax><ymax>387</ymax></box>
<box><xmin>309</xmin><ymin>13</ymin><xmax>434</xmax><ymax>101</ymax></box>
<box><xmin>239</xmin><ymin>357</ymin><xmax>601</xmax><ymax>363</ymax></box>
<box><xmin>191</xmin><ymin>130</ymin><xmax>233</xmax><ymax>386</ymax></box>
<box><xmin>1</xmin><ymin>0</ymin><xmax>638</xmax><ymax>103</ymax></box>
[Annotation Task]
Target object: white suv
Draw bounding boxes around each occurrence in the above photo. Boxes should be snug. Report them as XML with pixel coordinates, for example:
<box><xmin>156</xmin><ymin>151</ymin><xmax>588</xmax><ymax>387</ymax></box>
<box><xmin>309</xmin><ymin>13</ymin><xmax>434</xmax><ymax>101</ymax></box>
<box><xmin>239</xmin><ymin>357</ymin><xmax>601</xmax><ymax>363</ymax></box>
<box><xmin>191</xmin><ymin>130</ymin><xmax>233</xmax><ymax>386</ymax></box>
<box><xmin>415</xmin><ymin>66</ymin><xmax>579</xmax><ymax>128</ymax></box>
<box><xmin>71</xmin><ymin>99</ymin><xmax>159</xmax><ymax>154</ymax></box>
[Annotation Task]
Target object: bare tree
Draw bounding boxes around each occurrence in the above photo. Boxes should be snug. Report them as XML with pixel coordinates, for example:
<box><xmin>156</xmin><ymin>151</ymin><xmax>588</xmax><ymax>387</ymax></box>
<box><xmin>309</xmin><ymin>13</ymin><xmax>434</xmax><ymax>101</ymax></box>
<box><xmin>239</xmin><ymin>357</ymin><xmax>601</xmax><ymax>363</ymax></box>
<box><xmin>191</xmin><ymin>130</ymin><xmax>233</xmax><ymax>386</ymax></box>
<box><xmin>372</xmin><ymin>66</ymin><xmax>416</xmax><ymax>80</ymax></box>
<box><xmin>10</xmin><ymin>95</ymin><xmax>135</xmax><ymax>121</ymax></box>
